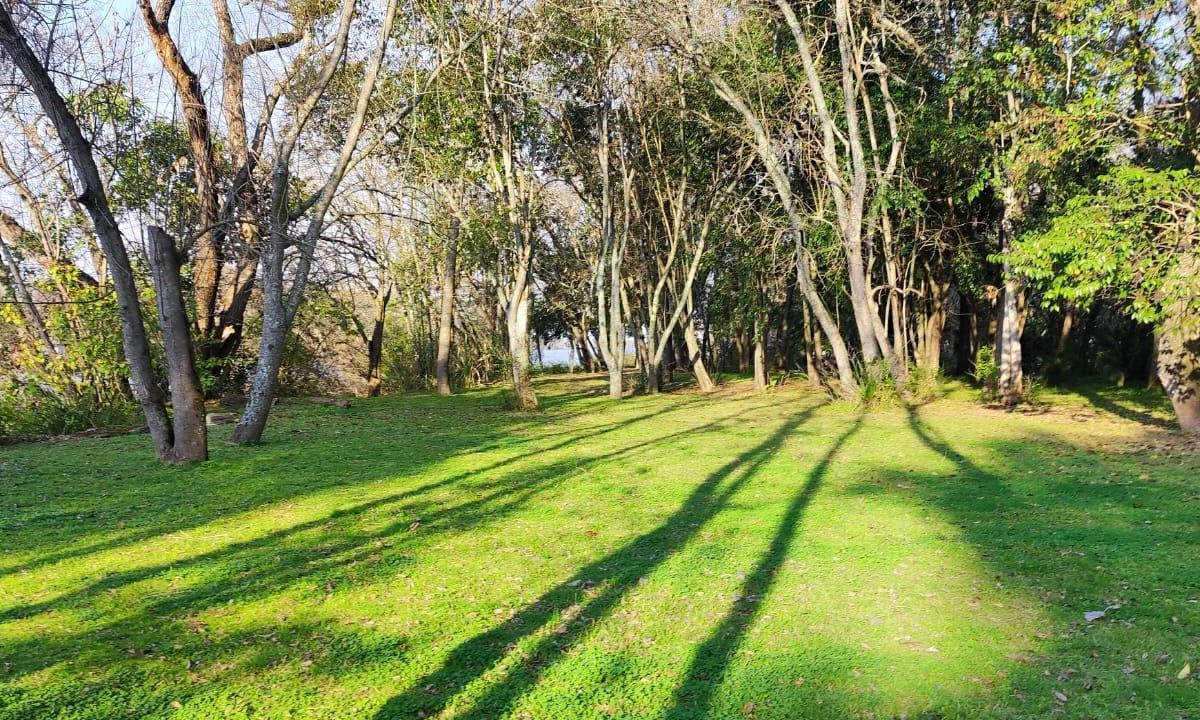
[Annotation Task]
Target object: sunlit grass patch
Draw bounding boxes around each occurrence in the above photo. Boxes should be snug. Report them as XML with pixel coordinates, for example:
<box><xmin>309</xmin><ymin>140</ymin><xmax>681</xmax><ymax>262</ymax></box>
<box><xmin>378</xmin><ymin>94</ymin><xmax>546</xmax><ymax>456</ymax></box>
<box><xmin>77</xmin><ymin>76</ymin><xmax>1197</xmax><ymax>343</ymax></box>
<box><xmin>1</xmin><ymin>375</ymin><xmax>1196</xmax><ymax>719</ymax></box>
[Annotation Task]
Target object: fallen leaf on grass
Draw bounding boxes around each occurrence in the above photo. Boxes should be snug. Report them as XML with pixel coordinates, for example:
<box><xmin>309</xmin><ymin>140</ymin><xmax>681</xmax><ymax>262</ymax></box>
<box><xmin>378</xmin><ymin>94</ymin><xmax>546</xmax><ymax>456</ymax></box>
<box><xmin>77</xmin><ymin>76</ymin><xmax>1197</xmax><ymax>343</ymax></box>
<box><xmin>1178</xmin><ymin>664</ymin><xmax>1192</xmax><ymax>680</ymax></box>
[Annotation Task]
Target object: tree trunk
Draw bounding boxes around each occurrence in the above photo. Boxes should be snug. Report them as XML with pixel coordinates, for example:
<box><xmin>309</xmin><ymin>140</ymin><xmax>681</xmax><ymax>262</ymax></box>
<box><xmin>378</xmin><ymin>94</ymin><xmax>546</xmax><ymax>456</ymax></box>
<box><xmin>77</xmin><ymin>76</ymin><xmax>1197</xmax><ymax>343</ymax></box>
<box><xmin>736</xmin><ymin>329</ymin><xmax>749</xmax><ymax>373</ymax></box>
<box><xmin>507</xmin><ymin>281</ymin><xmax>538</xmax><ymax>410</ymax></box>
<box><xmin>662</xmin><ymin>329</ymin><xmax>677</xmax><ymax>385</ymax></box>
<box><xmin>697</xmin><ymin>61</ymin><xmax>858</xmax><ymax>396</ymax></box>
<box><xmin>640</xmin><ymin>327</ymin><xmax>658</xmax><ymax>394</ymax></box>
<box><xmin>1156</xmin><ymin>253</ymin><xmax>1200</xmax><ymax>433</ymax></box>
<box><xmin>148</xmin><ymin>227</ymin><xmax>208</xmax><ymax>463</ymax></box>
<box><xmin>1157</xmin><ymin>323</ymin><xmax>1200</xmax><ymax>433</ymax></box>
<box><xmin>233</xmin><ymin>0</ymin><xmax>390</xmax><ymax>443</ymax></box>
<box><xmin>803</xmin><ymin>302</ymin><xmax>822</xmax><ymax>389</ymax></box>
<box><xmin>682</xmin><ymin>315</ymin><xmax>715</xmax><ymax>391</ymax></box>
<box><xmin>752</xmin><ymin>317</ymin><xmax>768</xmax><ymax>392</ymax></box>
<box><xmin>139</xmin><ymin>0</ymin><xmax>223</xmax><ymax>346</ymax></box>
<box><xmin>996</xmin><ymin>184</ymin><xmax>1024</xmax><ymax>406</ymax></box>
<box><xmin>365</xmin><ymin>285</ymin><xmax>392</xmax><ymax>397</ymax></box>
<box><xmin>920</xmin><ymin>269</ymin><xmax>949</xmax><ymax>374</ymax></box>
<box><xmin>231</xmin><ymin>174</ymin><xmax>290</xmax><ymax>444</ymax></box>
<box><xmin>214</xmin><ymin>258</ymin><xmax>257</xmax><ymax>363</ymax></box>
<box><xmin>435</xmin><ymin>216</ymin><xmax>459</xmax><ymax>395</ymax></box>
<box><xmin>1055</xmin><ymin>306</ymin><xmax>1075</xmax><ymax>359</ymax></box>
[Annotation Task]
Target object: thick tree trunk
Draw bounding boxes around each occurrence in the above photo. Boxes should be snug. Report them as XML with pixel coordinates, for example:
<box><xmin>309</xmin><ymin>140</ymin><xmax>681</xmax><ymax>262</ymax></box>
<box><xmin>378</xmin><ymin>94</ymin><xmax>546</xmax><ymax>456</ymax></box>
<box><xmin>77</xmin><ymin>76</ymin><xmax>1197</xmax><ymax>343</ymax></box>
<box><xmin>1157</xmin><ymin>324</ymin><xmax>1200</xmax><ymax>433</ymax></box>
<box><xmin>1156</xmin><ymin>253</ymin><xmax>1200</xmax><ymax>433</ymax></box>
<box><xmin>682</xmin><ymin>315</ymin><xmax>715</xmax><ymax>391</ymax></box>
<box><xmin>919</xmin><ymin>270</ymin><xmax>949</xmax><ymax>374</ymax></box>
<box><xmin>148</xmin><ymin>227</ymin><xmax>208</xmax><ymax>463</ymax></box>
<box><xmin>507</xmin><ymin>282</ymin><xmax>538</xmax><ymax>410</ymax></box>
<box><xmin>436</xmin><ymin>217</ymin><xmax>459</xmax><ymax>396</ymax></box>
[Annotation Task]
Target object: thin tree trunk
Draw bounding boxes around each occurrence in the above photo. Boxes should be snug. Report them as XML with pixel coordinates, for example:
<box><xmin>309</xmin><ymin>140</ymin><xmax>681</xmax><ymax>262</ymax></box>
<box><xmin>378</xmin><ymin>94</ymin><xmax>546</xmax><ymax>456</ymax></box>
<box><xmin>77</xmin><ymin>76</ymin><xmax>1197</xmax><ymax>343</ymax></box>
<box><xmin>803</xmin><ymin>302</ymin><xmax>821</xmax><ymax>389</ymax></box>
<box><xmin>365</xmin><ymin>284</ymin><xmax>392</xmax><ymax>397</ymax></box>
<box><xmin>996</xmin><ymin>184</ymin><xmax>1024</xmax><ymax>406</ymax></box>
<box><xmin>753</xmin><ymin>316</ymin><xmax>768</xmax><ymax>391</ymax></box>
<box><xmin>234</xmin><ymin>0</ymin><xmax>392</xmax><ymax>443</ymax></box>
<box><xmin>436</xmin><ymin>216</ymin><xmax>459</xmax><ymax>395</ymax></box>
<box><xmin>1056</xmin><ymin>306</ymin><xmax>1075</xmax><ymax>357</ymax></box>
<box><xmin>696</xmin><ymin>58</ymin><xmax>858</xmax><ymax>396</ymax></box>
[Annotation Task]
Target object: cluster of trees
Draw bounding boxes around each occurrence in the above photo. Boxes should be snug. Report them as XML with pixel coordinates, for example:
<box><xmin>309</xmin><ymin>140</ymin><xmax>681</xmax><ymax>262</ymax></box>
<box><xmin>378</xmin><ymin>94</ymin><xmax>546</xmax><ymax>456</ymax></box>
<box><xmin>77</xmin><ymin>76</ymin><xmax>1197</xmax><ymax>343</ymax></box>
<box><xmin>1</xmin><ymin>0</ymin><xmax>1197</xmax><ymax>461</ymax></box>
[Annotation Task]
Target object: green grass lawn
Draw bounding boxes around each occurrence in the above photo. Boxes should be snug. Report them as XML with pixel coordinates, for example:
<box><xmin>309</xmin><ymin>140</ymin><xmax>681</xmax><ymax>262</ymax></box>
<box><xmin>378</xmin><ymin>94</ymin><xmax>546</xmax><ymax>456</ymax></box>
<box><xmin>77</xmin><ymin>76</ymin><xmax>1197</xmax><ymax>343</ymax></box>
<box><xmin>1</xmin><ymin>375</ymin><xmax>1197</xmax><ymax>719</ymax></box>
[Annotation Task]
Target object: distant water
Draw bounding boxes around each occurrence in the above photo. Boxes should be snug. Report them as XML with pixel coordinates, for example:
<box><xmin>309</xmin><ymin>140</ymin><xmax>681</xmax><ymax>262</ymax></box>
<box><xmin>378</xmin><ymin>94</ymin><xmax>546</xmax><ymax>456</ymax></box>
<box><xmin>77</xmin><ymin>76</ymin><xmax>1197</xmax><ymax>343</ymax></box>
<box><xmin>532</xmin><ymin>345</ymin><xmax>574</xmax><ymax>368</ymax></box>
<box><xmin>531</xmin><ymin>337</ymin><xmax>635</xmax><ymax>369</ymax></box>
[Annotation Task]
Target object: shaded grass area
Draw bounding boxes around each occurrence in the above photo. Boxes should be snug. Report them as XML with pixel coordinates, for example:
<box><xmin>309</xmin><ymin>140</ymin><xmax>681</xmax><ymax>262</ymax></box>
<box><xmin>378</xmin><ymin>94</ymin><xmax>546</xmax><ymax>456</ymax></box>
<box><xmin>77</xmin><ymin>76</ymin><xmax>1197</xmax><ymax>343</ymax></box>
<box><xmin>0</xmin><ymin>375</ymin><xmax>1196</xmax><ymax>719</ymax></box>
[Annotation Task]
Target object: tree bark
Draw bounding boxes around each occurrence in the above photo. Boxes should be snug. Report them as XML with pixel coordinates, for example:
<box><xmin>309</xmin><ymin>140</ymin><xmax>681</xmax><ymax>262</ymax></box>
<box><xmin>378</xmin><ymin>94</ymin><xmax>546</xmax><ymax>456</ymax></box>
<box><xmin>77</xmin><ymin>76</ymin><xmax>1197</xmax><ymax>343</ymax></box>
<box><xmin>1156</xmin><ymin>252</ymin><xmax>1200</xmax><ymax>433</ymax></box>
<box><xmin>138</xmin><ymin>0</ymin><xmax>223</xmax><ymax>344</ymax></box>
<box><xmin>682</xmin><ymin>311</ymin><xmax>715</xmax><ymax>392</ymax></box>
<box><xmin>365</xmin><ymin>284</ymin><xmax>392</xmax><ymax>397</ymax></box>
<box><xmin>148</xmin><ymin>227</ymin><xmax>208</xmax><ymax>462</ymax></box>
<box><xmin>507</xmin><ymin>278</ymin><xmax>538</xmax><ymax>409</ymax></box>
<box><xmin>753</xmin><ymin>316</ymin><xmax>768</xmax><ymax>391</ymax></box>
<box><xmin>436</xmin><ymin>216</ymin><xmax>459</xmax><ymax>395</ymax></box>
<box><xmin>996</xmin><ymin>184</ymin><xmax>1024</xmax><ymax>406</ymax></box>
<box><xmin>803</xmin><ymin>302</ymin><xmax>822</xmax><ymax>389</ymax></box>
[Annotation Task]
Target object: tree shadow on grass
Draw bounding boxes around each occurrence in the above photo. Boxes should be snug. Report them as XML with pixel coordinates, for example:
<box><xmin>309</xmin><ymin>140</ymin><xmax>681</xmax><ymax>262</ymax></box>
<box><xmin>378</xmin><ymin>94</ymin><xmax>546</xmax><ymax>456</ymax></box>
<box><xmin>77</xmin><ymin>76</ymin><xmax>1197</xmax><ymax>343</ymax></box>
<box><xmin>0</xmin><ymin>395</ymin><xmax>772</xmax><ymax>694</ymax></box>
<box><xmin>843</xmin><ymin>404</ymin><xmax>1200</xmax><ymax>717</ymax></box>
<box><xmin>0</xmin><ymin>402</ymin><xmax>743</xmax><ymax>628</ymax></box>
<box><xmin>1071</xmin><ymin>384</ymin><xmax>1174</xmax><ymax>430</ymax></box>
<box><xmin>0</xmin><ymin>383</ymin><xmax>712</xmax><ymax>582</ymax></box>
<box><xmin>370</xmin><ymin>405</ymin><xmax>824</xmax><ymax>720</ymax></box>
<box><xmin>664</xmin><ymin>413</ymin><xmax>863</xmax><ymax>719</ymax></box>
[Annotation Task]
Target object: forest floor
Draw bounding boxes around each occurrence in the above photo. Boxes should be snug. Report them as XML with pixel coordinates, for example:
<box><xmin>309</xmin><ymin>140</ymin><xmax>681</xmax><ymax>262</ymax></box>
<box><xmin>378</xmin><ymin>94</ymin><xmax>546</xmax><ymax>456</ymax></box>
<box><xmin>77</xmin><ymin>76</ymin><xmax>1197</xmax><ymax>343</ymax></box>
<box><xmin>1</xmin><ymin>374</ymin><xmax>1197</xmax><ymax>719</ymax></box>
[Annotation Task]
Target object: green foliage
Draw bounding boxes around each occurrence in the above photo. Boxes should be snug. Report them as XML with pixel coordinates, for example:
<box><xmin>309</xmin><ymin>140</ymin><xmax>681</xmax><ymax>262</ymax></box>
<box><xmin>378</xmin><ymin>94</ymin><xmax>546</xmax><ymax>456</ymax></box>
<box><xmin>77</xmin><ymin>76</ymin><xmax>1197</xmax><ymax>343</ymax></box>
<box><xmin>1007</xmin><ymin>166</ymin><xmax>1200</xmax><ymax>331</ymax></box>
<box><xmin>72</xmin><ymin>83</ymin><xmax>195</xmax><ymax>227</ymax></box>
<box><xmin>854</xmin><ymin>361</ymin><xmax>902</xmax><ymax>408</ymax></box>
<box><xmin>973</xmin><ymin>345</ymin><xmax>1000</xmax><ymax>397</ymax></box>
<box><xmin>0</xmin><ymin>281</ymin><xmax>138</xmax><ymax>439</ymax></box>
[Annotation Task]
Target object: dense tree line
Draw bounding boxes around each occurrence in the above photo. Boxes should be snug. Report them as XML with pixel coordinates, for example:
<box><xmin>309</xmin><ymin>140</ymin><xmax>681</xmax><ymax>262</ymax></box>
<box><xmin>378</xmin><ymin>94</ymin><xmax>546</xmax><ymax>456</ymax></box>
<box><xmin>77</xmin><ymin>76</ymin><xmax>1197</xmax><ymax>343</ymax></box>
<box><xmin>1</xmin><ymin>0</ymin><xmax>1197</xmax><ymax>460</ymax></box>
